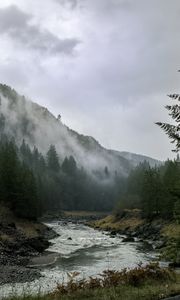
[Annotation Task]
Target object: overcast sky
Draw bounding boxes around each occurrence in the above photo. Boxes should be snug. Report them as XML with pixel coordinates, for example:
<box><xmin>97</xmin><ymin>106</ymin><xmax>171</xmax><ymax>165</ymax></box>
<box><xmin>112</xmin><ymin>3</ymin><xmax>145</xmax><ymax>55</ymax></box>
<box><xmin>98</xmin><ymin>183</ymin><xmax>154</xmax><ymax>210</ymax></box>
<box><xmin>0</xmin><ymin>0</ymin><xmax>179</xmax><ymax>160</ymax></box>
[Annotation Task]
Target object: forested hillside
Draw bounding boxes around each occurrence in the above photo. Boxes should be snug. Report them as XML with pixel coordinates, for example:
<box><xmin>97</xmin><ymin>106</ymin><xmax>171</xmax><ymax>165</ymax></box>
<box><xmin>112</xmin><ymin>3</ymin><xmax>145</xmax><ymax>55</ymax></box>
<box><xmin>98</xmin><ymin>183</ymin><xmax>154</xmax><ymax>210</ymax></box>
<box><xmin>0</xmin><ymin>84</ymin><xmax>159</xmax><ymax>178</ymax></box>
<box><xmin>0</xmin><ymin>84</ymin><xmax>162</xmax><ymax>218</ymax></box>
<box><xmin>115</xmin><ymin>158</ymin><xmax>180</xmax><ymax>221</ymax></box>
<box><xmin>0</xmin><ymin>136</ymin><xmax>127</xmax><ymax>219</ymax></box>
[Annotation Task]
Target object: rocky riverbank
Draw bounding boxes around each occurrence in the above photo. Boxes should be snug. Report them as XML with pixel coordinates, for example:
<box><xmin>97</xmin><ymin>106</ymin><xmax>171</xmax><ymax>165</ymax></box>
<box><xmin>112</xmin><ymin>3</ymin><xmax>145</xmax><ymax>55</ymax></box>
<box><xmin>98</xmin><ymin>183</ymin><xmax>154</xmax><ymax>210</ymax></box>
<box><xmin>40</xmin><ymin>210</ymin><xmax>109</xmax><ymax>223</ymax></box>
<box><xmin>0</xmin><ymin>219</ymin><xmax>58</xmax><ymax>284</ymax></box>
<box><xmin>89</xmin><ymin>210</ymin><xmax>180</xmax><ymax>267</ymax></box>
<box><xmin>89</xmin><ymin>210</ymin><xmax>163</xmax><ymax>240</ymax></box>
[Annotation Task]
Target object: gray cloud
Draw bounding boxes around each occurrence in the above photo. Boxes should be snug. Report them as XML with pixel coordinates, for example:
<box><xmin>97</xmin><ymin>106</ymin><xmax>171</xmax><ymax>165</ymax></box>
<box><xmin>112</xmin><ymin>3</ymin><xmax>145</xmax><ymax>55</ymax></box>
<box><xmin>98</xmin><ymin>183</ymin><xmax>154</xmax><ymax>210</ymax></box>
<box><xmin>0</xmin><ymin>5</ymin><xmax>80</xmax><ymax>55</ymax></box>
<box><xmin>54</xmin><ymin>0</ymin><xmax>132</xmax><ymax>11</ymax></box>
<box><xmin>0</xmin><ymin>0</ymin><xmax>179</xmax><ymax>160</ymax></box>
<box><xmin>54</xmin><ymin>0</ymin><xmax>78</xmax><ymax>9</ymax></box>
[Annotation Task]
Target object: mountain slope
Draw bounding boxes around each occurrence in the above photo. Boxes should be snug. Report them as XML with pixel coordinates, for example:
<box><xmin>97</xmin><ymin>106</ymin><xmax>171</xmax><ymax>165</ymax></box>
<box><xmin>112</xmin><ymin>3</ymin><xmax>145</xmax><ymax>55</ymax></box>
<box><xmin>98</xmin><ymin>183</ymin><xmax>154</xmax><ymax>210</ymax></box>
<box><xmin>0</xmin><ymin>84</ymin><xmax>159</xmax><ymax>176</ymax></box>
<box><xmin>114</xmin><ymin>151</ymin><xmax>160</xmax><ymax>167</ymax></box>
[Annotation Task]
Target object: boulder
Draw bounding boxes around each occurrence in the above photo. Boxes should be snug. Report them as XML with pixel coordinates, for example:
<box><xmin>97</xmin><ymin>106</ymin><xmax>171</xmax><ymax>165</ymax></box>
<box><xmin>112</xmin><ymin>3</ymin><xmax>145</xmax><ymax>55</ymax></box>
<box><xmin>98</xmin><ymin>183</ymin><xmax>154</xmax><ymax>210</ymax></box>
<box><xmin>110</xmin><ymin>230</ymin><xmax>117</xmax><ymax>236</ymax></box>
<box><xmin>122</xmin><ymin>237</ymin><xmax>135</xmax><ymax>242</ymax></box>
<box><xmin>26</xmin><ymin>237</ymin><xmax>50</xmax><ymax>253</ymax></box>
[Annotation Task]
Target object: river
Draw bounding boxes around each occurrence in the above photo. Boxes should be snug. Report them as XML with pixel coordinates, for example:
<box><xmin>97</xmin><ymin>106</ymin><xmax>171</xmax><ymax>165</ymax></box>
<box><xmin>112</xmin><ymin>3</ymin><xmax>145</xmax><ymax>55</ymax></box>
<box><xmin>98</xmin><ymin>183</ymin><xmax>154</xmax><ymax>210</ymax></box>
<box><xmin>0</xmin><ymin>220</ymin><xmax>157</xmax><ymax>298</ymax></box>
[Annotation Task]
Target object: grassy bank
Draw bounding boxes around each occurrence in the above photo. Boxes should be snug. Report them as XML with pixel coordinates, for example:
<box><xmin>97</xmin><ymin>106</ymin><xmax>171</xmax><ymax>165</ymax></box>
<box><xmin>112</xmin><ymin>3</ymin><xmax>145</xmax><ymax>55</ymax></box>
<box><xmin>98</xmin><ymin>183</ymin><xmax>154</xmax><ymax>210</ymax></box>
<box><xmin>7</xmin><ymin>264</ymin><xmax>180</xmax><ymax>300</ymax></box>
<box><xmin>89</xmin><ymin>210</ymin><xmax>180</xmax><ymax>265</ymax></box>
<box><xmin>63</xmin><ymin>211</ymin><xmax>109</xmax><ymax>217</ymax></box>
<box><xmin>0</xmin><ymin>205</ymin><xmax>48</xmax><ymax>240</ymax></box>
<box><xmin>89</xmin><ymin>210</ymin><xmax>143</xmax><ymax>232</ymax></box>
<box><xmin>160</xmin><ymin>223</ymin><xmax>180</xmax><ymax>264</ymax></box>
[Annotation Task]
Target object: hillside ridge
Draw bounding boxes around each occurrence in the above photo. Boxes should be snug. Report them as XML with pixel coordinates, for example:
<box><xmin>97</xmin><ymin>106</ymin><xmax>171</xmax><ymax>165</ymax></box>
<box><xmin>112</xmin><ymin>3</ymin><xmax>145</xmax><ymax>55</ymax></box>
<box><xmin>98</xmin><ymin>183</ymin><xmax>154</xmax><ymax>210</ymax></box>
<box><xmin>0</xmin><ymin>84</ymin><xmax>159</xmax><ymax>176</ymax></box>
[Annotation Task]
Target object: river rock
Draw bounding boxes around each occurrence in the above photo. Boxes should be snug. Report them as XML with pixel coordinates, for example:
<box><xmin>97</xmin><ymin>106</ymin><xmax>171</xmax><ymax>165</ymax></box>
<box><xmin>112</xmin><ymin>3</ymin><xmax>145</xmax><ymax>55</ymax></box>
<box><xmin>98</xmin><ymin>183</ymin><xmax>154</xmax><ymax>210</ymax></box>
<box><xmin>169</xmin><ymin>262</ymin><xmax>180</xmax><ymax>268</ymax></box>
<box><xmin>122</xmin><ymin>237</ymin><xmax>135</xmax><ymax>242</ymax></box>
<box><xmin>27</xmin><ymin>237</ymin><xmax>50</xmax><ymax>252</ymax></box>
<box><xmin>7</xmin><ymin>222</ymin><xmax>16</xmax><ymax>229</ymax></box>
<box><xmin>0</xmin><ymin>219</ymin><xmax>60</xmax><ymax>285</ymax></box>
<box><xmin>154</xmin><ymin>240</ymin><xmax>166</xmax><ymax>250</ymax></box>
<box><xmin>142</xmin><ymin>240</ymin><xmax>154</xmax><ymax>251</ymax></box>
<box><xmin>110</xmin><ymin>230</ymin><xmax>117</xmax><ymax>236</ymax></box>
<box><xmin>0</xmin><ymin>265</ymin><xmax>40</xmax><ymax>284</ymax></box>
<box><xmin>133</xmin><ymin>223</ymin><xmax>162</xmax><ymax>240</ymax></box>
<box><xmin>42</xmin><ymin>226</ymin><xmax>59</xmax><ymax>240</ymax></box>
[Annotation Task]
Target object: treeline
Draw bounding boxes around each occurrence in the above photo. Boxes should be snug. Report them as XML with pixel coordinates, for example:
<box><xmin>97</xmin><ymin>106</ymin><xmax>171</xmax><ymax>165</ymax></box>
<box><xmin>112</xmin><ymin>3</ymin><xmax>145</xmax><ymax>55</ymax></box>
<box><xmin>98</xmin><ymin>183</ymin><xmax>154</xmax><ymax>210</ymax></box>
<box><xmin>0</xmin><ymin>138</ymin><xmax>38</xmax><ymax>220</ymax></box>
<box><xmin>0</xmin><ymin>136</ymin><xmax>122</xmax><ymax>220</ymax></box>
<box><xmin>115</xmin><ymin>159</ymin><xmax>180</xmax><ymax>220</ymax></box>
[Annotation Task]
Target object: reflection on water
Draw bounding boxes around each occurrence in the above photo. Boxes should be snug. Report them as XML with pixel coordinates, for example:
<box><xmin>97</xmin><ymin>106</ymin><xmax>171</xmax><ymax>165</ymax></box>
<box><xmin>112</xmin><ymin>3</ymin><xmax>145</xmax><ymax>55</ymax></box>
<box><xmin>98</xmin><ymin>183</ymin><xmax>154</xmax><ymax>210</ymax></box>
<box><xmin>0</xmin><ymin>221</ymin><xmax>157</xmax><ymax>298</ymax></box>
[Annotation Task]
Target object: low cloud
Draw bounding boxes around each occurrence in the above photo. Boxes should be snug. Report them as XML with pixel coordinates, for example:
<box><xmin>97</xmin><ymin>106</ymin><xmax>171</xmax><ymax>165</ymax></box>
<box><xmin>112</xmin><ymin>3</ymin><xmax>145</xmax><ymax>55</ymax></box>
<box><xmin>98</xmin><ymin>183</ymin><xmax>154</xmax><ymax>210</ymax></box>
<box><xmin>54</xmin><ymin>0</ymin><xmax>78</xmax><ymax>9</ymax></box>
<box><xmin>0</xmin><ymin>0</ymin><xmax>179</xmax><ymax>160</ymax></box>
<box><xmin>0</xmin><ymin>5</ymin><xmax>80</xmax><ymax>55</ymax></box>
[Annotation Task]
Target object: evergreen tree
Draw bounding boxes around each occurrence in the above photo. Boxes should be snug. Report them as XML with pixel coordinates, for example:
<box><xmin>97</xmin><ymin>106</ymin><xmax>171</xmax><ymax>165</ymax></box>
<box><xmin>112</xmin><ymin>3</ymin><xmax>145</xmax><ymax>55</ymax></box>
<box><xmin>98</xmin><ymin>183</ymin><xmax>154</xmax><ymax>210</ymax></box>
<box><xmin>174</xmin><ymin>200</ymin><xmax>180</xmax><ymax>224</ymax></box>
<box><xmin>46</xmin><ymin>145</ymin><xmax>60</xmax><ymax>172</ymax></box>
<box><xmin>104</xmin><ymin>166</ymin><xmax>110</xmax><ymax>178</ymax></box>
<box><xmin>14</xmin><ymin>163</ymin><xmax>38</xmax><ymax>219</ymax></box>
<box><xmin>0</xmin><ymin>140</ymin><xmax>20</xmax><ymax>204</ymax></box>
<box><xmin>162</xmin><ymin>160</ymin><xmax>180</xmax><ymax>218</ymax></box>
<box><xmin>20</xmin><ymin>139</ymin><xmax>32</xmax><ymax>166</ymax></box>
<box><xmin>62</xmin><ymin>155</ymin><xmax>77</xmax><ymax>175</ymax></box>
<box><xmin>156</xmin><ymin>93</ymin><xmax>180</xmax><ymax>152</ymax></box>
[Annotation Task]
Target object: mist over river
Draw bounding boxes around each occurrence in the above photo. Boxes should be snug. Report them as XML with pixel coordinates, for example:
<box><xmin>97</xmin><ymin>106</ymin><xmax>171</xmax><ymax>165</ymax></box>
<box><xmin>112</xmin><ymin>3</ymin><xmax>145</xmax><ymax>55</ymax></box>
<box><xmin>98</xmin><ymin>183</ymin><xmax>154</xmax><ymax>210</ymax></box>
<box><xmin>0</xmin><ymin>221</ymin><xmax>157</xmax><ymax>298</ymax></box>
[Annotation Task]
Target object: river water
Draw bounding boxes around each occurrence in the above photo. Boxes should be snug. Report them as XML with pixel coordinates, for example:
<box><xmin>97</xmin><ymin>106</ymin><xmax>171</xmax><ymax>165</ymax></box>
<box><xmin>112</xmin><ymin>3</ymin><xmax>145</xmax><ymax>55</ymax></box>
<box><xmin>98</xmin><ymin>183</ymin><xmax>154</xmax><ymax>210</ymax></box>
<box><xmin>0</xmin><ymin>221</ymin><xmax>157</xmax><ymax>298</ymax></box>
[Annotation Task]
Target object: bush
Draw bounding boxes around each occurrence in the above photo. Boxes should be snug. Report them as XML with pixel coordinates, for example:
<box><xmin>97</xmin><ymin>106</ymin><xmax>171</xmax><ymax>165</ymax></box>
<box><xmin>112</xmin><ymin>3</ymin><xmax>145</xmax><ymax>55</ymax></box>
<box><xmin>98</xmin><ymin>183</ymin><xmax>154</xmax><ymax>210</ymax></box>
<box><xmin>51</xmin><ymin>263</ymin><xmax>175</xmax><ymax>296</ymax></box>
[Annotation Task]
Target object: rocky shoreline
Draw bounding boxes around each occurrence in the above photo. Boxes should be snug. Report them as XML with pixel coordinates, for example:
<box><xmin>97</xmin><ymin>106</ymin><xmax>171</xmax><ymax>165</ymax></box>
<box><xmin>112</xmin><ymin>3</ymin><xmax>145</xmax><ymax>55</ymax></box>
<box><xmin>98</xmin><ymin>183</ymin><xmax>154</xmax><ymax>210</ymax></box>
<box><xmin>0</xmin><ymin>211</ymin><xmax>108</xmax><ymax>285</ymax></box>
<box><xmin>110</xmin><ymin>221</ymin><xmax>166</xmax><ymax>248</ymax></box>
<box><xmin>0</xmin><ymin>221</ymin><xmax>58</xmax><ymax>285</ymax></box>
<box><xmin>89</xmin><ymin>212</ymin><xmax>165</xmax><ymax>244</ymax></box>
<box><xmin>89</xmin><ymin>211</ymin><xmax>180</xmax><ymax>268</ymax></box>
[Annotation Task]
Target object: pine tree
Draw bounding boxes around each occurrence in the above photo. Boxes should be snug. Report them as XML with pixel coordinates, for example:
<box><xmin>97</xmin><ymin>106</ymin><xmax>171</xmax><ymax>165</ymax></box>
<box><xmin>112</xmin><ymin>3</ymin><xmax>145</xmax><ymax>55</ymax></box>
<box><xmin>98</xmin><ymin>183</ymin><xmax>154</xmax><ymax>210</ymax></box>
<box><xmin>62</xmin><ymin>155</ymin><xmax>77</xmax><ymax>175</ymax></box>
<box><xmin>141</xmin><ymin>167</ymin><xmax>163</xmax><ymax>218</ymax></box>
<box><xmin>46</xmin><ymin>145</ymin><xmax>60</xmax><ymax>172</ymax></box>
<box><xmin>156</xmin><ymin>93</ymin><xmax>180</xmax><ymax>152</ymax></box>
<box><xmin>14</xmin><ymin>163</ymin><xmax>39</xmax><ymax>220</ymax></box>
<box><xmin>174</xmin><ymin>200</ymin><xmax>180</xmax><ymax>224</ymax></box>
<box><xmin>104</xmin><ymin>166</ymin><xmax>110</xmax><ymax>177</ymax></box>
<box><xmin>20</xmin><ymin>139</ymin><xmax>32</xmax><ymax>166</ymax></box>
<box><xmin>0</xmin><ymin>140</ymin><xmax>20</xmax><ymax>204</ymax></box>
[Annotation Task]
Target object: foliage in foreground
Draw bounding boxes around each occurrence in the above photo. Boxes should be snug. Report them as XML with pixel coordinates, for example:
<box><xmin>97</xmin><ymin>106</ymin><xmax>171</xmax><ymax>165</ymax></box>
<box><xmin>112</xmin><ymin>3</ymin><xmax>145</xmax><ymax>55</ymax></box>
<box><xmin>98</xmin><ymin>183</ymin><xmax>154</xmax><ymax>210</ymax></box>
<box><xmin>156</xmin><ymin>93</ymin><xmax>180</xmax><ymax>152</ymax></box>
<box><xmin>7</xmin><ymin>264</ymin><xmax>180</xmax><ymax>300</ymax></box>
<box><xmin>51</xmin><ymin>263</ymin><xmax>175</xmax><ymax>296</ymax></box>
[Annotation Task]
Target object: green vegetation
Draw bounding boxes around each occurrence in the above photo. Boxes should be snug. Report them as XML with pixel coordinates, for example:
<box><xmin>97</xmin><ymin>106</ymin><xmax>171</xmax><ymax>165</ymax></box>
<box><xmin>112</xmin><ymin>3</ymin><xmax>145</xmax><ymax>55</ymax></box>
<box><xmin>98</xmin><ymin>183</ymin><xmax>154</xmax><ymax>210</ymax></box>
<box><xmin>156</xmin><ymin>93</ymin><xmax>180</xmax><ymax>152</ymax></box>
<box><xmin>115</xmin><ymin>159</ymin><xmax>180</xmax><ymax>220</ymax></box>
<box><xmin>90</xmin><ymin>211</ymin><xmax>143</xmax><ymax>231</ymax></box>
<box><xmin>0</xmin><ymin>83</ymin><xmax>161</xmax><ymax>220</ymax></box>
<box><xmin>0</xmin><ymin>135</ymin><xmax>124</xmax><ymax>219</ymax></box>
<box><xmin>6</xmin><ymin>264</ymin><xmax>180</xmax><ymax>300</ymax></box>
<box><xmin>111</xmin><ymin>88</ymin><xmax>180</xmax><ymax>266</ymax></box>
<box><xmin>0</xmin><ymin>80</ymin><xmax>179</xmax><ymax>299</ymax></box>
<box><xmin>112</xmin><ymin>159</ymin><xmax>180</xmax><ymax>265</ymax></box>
<box><xmin>160</xmin><ymin>223</ymin><xmax>180</xmax><ymax>264</ymax></box>
<box><xmin>0</xmin><ymin>138</ymin><xmax>38</xmax><ymax>220</ymax></box>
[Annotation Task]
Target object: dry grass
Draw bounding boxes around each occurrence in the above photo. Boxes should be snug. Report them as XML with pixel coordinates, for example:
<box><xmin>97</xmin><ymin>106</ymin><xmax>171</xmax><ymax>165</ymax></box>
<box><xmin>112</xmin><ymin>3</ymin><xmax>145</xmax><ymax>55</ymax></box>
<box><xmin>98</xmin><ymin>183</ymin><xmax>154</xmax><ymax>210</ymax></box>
<box><xmin>16</xmin><ymin>221</ymin><xmax>47</xmax><ymax>238</ymax></box>
<box><xmin>63</xmin><ymin>211</ymin><xmax>108</xmax><ymax>217</ymax></box>
<box><xmin>0</xmin><ymin>233</ymin><xmax>14</xmax><ymax>242</ymax></box>
<box><xmin>7</xmin><ymin>264</ymin><xmax>180</xmax><ymax>300</ymax></box>
<box><xmin>161</xmin><ymin>223</ymin><xmax>180</xmax><ymax>239</ymax></box>
<box><xmin>52</xmin><ymin>263</ymin><xmax>175</xmax><ymax>296</ymax></box>
<box><xmin>91</xmin><ymin>214</ymin><xmax>143</xmax><ymax>231</ymax></box>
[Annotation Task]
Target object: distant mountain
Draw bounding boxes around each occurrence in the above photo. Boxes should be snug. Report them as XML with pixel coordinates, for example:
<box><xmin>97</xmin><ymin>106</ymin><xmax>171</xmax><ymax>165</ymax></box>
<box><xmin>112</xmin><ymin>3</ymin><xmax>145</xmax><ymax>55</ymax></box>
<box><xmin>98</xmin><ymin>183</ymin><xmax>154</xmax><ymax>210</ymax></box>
<box><xmin>114</xmin><ymin>151</ymin><xmax>160</xmax><ymax>167</ymax></box>
<box><xmin>0</xmin><ymin>84</ymin><xmax>159</xmax><ymax>177</ymax></box>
